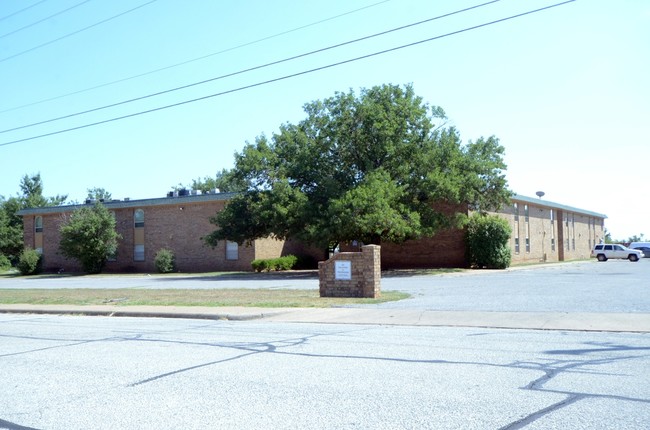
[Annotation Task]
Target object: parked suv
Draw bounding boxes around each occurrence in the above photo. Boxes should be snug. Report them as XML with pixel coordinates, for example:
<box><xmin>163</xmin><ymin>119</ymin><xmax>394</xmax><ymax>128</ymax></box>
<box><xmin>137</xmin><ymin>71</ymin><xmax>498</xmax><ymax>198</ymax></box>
<box><xmin>591</xmin><ymin>244</ymin><xmax>644</xmax><ymax>262</ymax></box>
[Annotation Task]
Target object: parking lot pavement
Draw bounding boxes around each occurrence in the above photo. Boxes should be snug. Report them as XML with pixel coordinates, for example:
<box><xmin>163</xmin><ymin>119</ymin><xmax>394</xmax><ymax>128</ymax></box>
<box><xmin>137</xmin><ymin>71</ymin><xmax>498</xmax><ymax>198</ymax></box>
<box><xmin>2</xmin><ymin>260</ymin><xmax>649</xmax><ymax>331</ymax></box>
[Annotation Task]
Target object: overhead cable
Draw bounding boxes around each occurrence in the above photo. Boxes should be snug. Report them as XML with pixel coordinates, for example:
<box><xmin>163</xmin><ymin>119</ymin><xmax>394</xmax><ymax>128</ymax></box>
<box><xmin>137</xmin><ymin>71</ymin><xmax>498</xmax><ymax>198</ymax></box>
<box><xmin>0</xmin><ymin>0</ymin><xmax>158</xmax><ymax>63</ymax></box>
<box><xmin>0</xmin><ymin>0</ymin><xmax>576</xmax><ymax>148</ymax></box>
<box><xmin>0</xmin><ymin>0</ymin><xmax>92</xmax><ymax>39</ymax></box>
<box><xmin>0</xmin><ymin>0</ymin><xmax>503</xmax><ymax>135</ymax></box>
<box><xmin>0</xmin><ymin>0</ymin><xmax>48</xmax><ymax>22</ymax></box>
<box><xmin>0</xmin><ymin>0</ymin><xmax>392</xmax><ymax>114</ymax></box>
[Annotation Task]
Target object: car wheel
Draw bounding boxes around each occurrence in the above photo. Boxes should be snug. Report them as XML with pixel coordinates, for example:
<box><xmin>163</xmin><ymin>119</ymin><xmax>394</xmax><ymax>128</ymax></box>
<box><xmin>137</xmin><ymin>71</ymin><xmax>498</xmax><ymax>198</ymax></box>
<box><xmin>629</xmin><ymin>254</ymin><xmax>639</xmax><ymax>262</ymax></box>
<box><xmin>597</xmin><ymin>254</ymin><xmax>607</xmax><ymax>262</ymax></box>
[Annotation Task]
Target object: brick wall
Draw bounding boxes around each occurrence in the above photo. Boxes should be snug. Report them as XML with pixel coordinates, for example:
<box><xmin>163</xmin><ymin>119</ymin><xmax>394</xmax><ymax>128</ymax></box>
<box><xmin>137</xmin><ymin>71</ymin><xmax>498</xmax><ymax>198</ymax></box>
<box><xmin>492</xmin><ymin>199</ymin><xmax>605</xmax><ymax>264</ymax></box>
<box><xmin>319</xmin><ymin>245</ymin><xmax>381</xmax><ymax>298</ymax></box>
<box><xmin>380</xmin><ymin>227</ymin><xmax>468</xmax><ymax>268</ymax></box>
<box><xmin>22</xmin><ymin>197</ymin><xmax>277</xmax><ymax>273</ymax></box>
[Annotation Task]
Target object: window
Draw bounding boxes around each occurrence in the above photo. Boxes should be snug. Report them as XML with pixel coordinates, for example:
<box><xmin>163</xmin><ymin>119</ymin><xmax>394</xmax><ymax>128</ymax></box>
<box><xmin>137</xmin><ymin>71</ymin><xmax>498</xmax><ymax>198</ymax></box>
<box><xmin>571</xmin><ymin>213</ymin><xmax>575</xmax><ymax>250</ymax></box>
<box><xmin>524</xmin><ymin>205</ymin><xmax>530</xmax><ymax>253</ymax></box>
<box><xmin>226</xmin><ymin>241</ymin><xmax>239</xmax><ymax>260</ymax></box>
<box><xmin>134</xmin><ymin>209</ymin><xmax>144</xmax><ymax>228</ymax></box>
<box><xmin>35</xmin><ymin>216</ymin><xmax>43</xmax><ymax>232</ymax></box>
<box><xmin>134</xmin><ymin>209</ymin><xmax>144</xmax><ymax>261</ymax></box>
<box><xmin>134</xmin><ymin>245</ymin><xmax>145</xmax><ymax>262</ymax></box>
<box><xmin>514</xmin><ymin>206</ymin><xmax>520</xmax><ymax>254</ymax></box>
<box><xmin>550</xmin><ymin>210</ymin><xmax>555</xmax><ymax>251</ymax></box>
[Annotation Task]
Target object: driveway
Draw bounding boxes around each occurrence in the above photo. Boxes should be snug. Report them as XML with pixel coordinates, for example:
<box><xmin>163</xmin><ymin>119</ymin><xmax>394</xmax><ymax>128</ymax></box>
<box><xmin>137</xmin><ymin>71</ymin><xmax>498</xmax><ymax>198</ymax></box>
<box><xmin>2</xmin><ymin>260</ymin><xmax>649</xmax><ymax>315</ymax></box>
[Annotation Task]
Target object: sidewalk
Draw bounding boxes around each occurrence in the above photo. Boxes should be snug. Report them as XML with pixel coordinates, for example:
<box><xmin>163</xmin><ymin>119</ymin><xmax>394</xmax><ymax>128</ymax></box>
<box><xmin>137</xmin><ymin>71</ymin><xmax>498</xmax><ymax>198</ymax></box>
<box><xmin>1</xmin><ymin>304</ymin><xmax>650</xmax><ymax>332</ymax></box>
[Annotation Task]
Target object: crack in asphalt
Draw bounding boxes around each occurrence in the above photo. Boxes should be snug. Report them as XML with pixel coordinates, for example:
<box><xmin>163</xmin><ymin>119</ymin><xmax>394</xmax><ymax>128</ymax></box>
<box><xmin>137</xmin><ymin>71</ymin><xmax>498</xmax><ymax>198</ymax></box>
<box><xmin>2</xmin><ymin>322</ymin><xmax>649</xmax><ymax>429</ymax></box>
<box><xmin>119</xmin><ymin>330</ymin><xmax>650</xmax><ymax>429</ymax></box>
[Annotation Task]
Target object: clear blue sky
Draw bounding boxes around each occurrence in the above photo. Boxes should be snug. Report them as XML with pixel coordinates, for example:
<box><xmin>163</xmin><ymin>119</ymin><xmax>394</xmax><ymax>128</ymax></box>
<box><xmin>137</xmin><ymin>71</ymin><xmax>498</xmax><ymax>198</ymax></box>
<box><xmin>1</xmin><ymin>0</ymin><xmax>648</xmax><ymax>240</ymax></box>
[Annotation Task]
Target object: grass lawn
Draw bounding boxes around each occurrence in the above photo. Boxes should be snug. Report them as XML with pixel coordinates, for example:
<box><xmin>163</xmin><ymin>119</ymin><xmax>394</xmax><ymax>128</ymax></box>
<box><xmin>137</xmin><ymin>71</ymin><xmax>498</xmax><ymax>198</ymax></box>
<box><xmin>0</xmin><ymin>288</ymin><xmax>409</xmax><ymax>308</ymax></box>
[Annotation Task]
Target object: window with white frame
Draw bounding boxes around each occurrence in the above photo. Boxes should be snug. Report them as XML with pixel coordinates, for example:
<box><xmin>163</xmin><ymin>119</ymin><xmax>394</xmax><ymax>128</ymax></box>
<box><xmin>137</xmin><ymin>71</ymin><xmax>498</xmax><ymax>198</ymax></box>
<box><xmin>134</xmin><ymin>245</ymin><xmax>145</xmax><ymax>262</ymax></box>
<box><xmin>226</xmin><ymin>241</ymin><xmax>239</xmax><ymax>260</ymax></box>
<box><xmin>134</xmin><ymin>209</ymin><xmax>144</xmax><ymax>228</ymax></box>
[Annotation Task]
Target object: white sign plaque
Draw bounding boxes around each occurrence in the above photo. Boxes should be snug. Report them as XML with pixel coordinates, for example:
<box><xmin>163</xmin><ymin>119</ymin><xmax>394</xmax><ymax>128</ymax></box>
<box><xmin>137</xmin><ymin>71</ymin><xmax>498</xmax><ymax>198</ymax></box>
<box><xmin>335</xmin><ymin>260</ymin><xmax>352</xmax><ymax>280</ymax></box>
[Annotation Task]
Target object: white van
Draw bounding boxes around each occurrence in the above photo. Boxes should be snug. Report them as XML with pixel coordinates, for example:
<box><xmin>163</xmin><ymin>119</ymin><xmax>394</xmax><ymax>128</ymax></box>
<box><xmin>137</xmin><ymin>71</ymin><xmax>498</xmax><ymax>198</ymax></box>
<box><xmin>629</xmin><ymin>242</ymin><xmax>650</xmax><ymax>257</ymax></box>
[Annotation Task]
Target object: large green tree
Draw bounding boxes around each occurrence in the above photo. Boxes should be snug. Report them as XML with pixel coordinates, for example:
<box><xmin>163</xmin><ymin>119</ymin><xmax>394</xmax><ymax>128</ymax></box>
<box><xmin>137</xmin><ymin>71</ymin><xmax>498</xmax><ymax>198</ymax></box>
<box><xmin>0</xmin><ymin>173</ymin><xmax>68</xmax><ymax>263</ymax></box>
<box><xmin>86</xmin><ymin>187</ymin><xmax>112</xmax><ymax>201</ymax></box>
<box><xmin>205</xmin><ymin>84</ymin><xmax>511</xmax><ymax>252</ymax></box>
<box><xmin>179</xmin><ymin>169</ymin><xmax>248</xmax><ymax>194</ymax></box>
<box><xmin>58</xmin><ymin>203</ymin><xmax>121</xmax><ymax>274</ymax></box>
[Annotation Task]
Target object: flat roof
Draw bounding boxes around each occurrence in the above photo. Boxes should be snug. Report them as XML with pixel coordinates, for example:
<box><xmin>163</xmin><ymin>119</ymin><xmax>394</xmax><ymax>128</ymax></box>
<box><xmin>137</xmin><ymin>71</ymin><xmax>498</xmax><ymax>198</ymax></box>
<box><xmin>17</xmin><ymin>191</ymin><xmax>608</xmax><ymax>220</ymax></box>
<box><xmin>16</xmin><ymin>192</ymin><xmax>237</xmax><ymax>216</ymax></box>
<box><xmin>512</xmin><ymin>194</ymin><xmax>607</xmax><ymax>219</ymax></box>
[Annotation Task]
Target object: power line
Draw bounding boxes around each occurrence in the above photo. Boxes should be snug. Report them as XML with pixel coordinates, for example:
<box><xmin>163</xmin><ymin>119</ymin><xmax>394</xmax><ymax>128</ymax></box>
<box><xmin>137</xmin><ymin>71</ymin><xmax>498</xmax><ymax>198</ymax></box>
<box><xmin>0</xmin><ymin>0</ymin><xmax>158</xmax><ymax>63</ymax></box>
<box><xmin>0</xmin><ymin>0</ymin><xmax>392</xmax><ymax>115</ymax></box>
<box><xmin>0</xmin><ymin>0</ymin><xmax>503</xmax><ymax>135</ymax></box>
<box><xmin>0</xmin><ymin>0</ymin><xmax>48</xmax><ymax>22</ymax></box>
<box><xmin>0</xmin><ymin>0</ymin><xmax>92</xmax><ymax>39</ymax></box>
<box><xmin>0</xmin><ymin>0</ymin><xmax>576</xmax><ymax>148</ymax></box>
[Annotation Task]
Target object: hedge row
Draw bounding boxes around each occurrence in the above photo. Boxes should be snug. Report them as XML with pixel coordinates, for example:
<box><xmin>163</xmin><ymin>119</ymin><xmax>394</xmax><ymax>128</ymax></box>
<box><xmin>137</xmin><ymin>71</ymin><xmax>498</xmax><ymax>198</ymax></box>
<box><xmin>251</xmin><ymin>255</ymin><xmax>298</xmax><ymax>272</ymax></box>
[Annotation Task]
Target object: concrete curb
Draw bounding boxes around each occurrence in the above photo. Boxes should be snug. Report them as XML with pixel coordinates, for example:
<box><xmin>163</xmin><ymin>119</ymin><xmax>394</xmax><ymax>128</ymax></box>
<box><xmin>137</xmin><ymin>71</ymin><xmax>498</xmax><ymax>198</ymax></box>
<box><xmin>2</xmin><ymin>304</ymin><xmax>650</xmax><ymax>333</ymax></box>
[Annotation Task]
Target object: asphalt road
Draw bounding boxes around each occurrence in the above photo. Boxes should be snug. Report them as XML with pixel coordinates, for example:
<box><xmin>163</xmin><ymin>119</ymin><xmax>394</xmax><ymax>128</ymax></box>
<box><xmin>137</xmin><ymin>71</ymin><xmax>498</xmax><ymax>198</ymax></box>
<box><xmin>1</xmin><ymin>315</ymin><xmax>649</xmax><ymax>430</ymax></box>
<box><xmin>1</xmin><ymin>260</ymin><xmax>649</xmax><ymax>429</ymax></box>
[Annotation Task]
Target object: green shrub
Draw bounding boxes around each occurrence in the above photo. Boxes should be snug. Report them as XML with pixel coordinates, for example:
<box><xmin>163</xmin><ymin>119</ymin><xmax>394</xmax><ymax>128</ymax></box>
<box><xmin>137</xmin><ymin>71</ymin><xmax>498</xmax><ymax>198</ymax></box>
<box><xmin>0</xmin><ymin>254</ymin><xmax>11</xmax><ymax>271</ymax></box>
<box><xmin>154</xmin><ymin>248</ymin><xmax>176</xmax><ymax>273</ymax></box>
<box><xmin>275</xmin><ymin>255</ymin><xmax>298</xmax><ymax>271</ymax></box>
<box><xmin>251</xmin><ymin>259</ymin><xmax>270</xmax><ymax>272</ymax></box>
<box><xmin>17</xmin><ymin>248</ymin><xmax>42</xmax><ymax>275</ymax></box>
<box><xmin>466</xmin><ymin>213</ymin><xmax>512</xmax><ymax>269</ymax></box>
<box><xmin>251</xmin><ymin>255</ymin><xmax>298</xmax><ymax>272</ymax></box>
<box><xmin>58</xmin><ymin>203</ymin><xmax>121</xmax><ymax>274</ymax></box>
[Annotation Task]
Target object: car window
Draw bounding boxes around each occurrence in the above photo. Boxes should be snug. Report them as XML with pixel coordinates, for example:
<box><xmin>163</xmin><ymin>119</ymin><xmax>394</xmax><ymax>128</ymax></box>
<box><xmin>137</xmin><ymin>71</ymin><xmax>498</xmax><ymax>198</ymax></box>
<box><xmin>595</xmin><ymin>245</ymin><xmax>604</xmax><ymax>250</ymax></box>
<box><xmin>604</xmin><ymin>245</ymin><xmax>613</xmax><ymax>250</ymax></box>
<box><xmin>614</xmin><ymin>245</ymin><xmax>624</xmax><ymax>251</ymax></box>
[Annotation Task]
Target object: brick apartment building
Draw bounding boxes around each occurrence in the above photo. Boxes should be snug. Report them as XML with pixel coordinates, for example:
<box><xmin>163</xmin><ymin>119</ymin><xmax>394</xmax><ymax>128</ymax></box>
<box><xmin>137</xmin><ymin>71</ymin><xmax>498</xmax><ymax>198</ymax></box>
<box><xmin>18</xmin><ymin>191</ymin><xmax>606</xmax><ymax>272</ymax></box>
<box><xmin>18</xmin><ymin>192</ymin><xmax>292</xmax><ymax>273</ymax></box>
<box><xmin>350</xmin><ymin>194</ymin><xmax>606</xmax><ymax>268</ymax></box>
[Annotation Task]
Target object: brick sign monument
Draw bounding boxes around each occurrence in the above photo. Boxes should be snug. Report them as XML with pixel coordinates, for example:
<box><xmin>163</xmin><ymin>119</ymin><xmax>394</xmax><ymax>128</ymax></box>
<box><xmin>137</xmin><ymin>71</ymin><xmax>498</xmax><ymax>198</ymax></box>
<box><xmin>318</xmin><ymin>245</ymin><xmax>381</xmax><ymax>298</ymax></box>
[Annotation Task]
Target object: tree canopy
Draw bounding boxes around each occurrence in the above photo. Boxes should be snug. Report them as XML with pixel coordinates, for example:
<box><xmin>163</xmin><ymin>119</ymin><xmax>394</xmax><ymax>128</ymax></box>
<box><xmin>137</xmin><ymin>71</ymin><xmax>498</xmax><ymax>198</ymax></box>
<box><xmin>1</xmin><ymin>173</ymin><xmax>67</xmax><ymax>263</ymax></box>
<box><xmin>86</xmin><ymin>187</ymin><xmax>112</xmax><ymax>202</ymax></box>
<box><xmin>205</xmin><ymin>84</ymin><xmax>511</xmax><ymax>251</ymax></box>
<box><xmin>186</xmin><ymin>169</ymin><xmax>248</xmax><ymax>194</ymax></box>
<box><xmin>59</xmin><ymin>203</ymin><xmax>121</xmax><ymax>274</ymax></box>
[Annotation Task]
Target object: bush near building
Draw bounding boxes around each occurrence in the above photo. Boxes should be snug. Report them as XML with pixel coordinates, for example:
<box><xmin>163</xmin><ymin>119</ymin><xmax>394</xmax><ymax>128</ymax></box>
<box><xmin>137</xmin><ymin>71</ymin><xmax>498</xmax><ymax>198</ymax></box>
<box><xmin>154</xmin><ymin>248</ymin><xmax>176</xmax><ymax>273</ymax></box>
<box><xmin>466</xmin><ymin>213</ymin><xmax>512</xmax><ymax>269</ymax></box>
<box><xmin>0</xmin><ymin>254</ymin><xmax>11</xmax><ymax>271</ymax></box>
<box><xmin>58</xmin><ymin>203</ymin><xmax>121</xmax><ymax>274</ymax></box>
<box><xmin>251</xmin><ymin>255</ymin><xmax>298</xmax><ymax>272</ymax></box>
<box><xmin>17</xmin><ymin>248</ymin><xmax>42</xmax><ymax>275</ymax></box>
